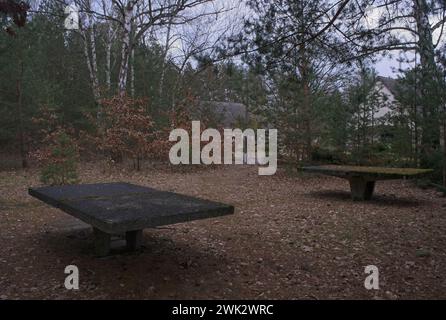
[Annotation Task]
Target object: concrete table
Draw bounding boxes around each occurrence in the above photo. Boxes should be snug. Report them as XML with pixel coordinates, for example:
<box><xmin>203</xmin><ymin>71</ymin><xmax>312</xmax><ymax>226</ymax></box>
<box><xmin>302</xmin><ymin>165</ymin><xmax>432</xmax><ymax>201</ymax></box>
<box><xmin>29</xmin><ymin>183</ymin><xmax>234</xmax><ymax>256</ymax></box>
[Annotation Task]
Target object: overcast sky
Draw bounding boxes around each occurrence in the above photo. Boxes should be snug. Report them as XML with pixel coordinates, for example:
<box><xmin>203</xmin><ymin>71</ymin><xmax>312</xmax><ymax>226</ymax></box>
<box><xmin>376</xmin><ymin>53</ymin><xmax>415</xmax><ymax>77</ymax></box>
<box><xmin>35</xmin><ymin>0</ymin><xmax>443</xmax><ymax>79</ymax></box>
<box><xmin>201</xmin><ymin>0</ymin><xmax>426</xmax><ymax>79</ymax></box>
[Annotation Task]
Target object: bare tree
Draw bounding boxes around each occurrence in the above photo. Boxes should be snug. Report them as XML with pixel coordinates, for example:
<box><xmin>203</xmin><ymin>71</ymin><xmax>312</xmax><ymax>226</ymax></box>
<box><xmin>108</xmin><ymin>0</ymin><xmax>224</xmax><ymax>95</ymax></box>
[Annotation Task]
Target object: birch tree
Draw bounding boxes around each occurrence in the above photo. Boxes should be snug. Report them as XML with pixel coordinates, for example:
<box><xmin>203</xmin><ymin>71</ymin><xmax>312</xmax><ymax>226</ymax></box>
<box><xmin>108</xmin><ymin>0</ymin><xmax>222</xmax><ymax>96</ymax></box>
<box><xmin>59</xmin><ymin>0</ymin><xmax>221</xmax><ymax>99</ymax></box>
<box><xmin>78</xmin><ymin>0</ymin><xmax>101</xmax><ymax>104</ymax></box>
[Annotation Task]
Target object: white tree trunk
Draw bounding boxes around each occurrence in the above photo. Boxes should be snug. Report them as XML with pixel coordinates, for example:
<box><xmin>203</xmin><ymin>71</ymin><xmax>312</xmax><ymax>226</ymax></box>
<box><xmin>118</xmin><ymin>1</ymin><xmax>136</xmax><ymax>95</ymax></box>
<box><xmin>90</xmin><ymin>25</ymin><xmax>100</xmax><ymax>97</ymax></box>
<box><xmin>159</xmin><ymin>17</ymin><xmax>173</xmax><ymax>98</ymax></box>
<box><xmin>130</xmin><ymin>47</ymin><xmax>135</xmax><ymax>97</ymax></box>
<box><xmin>82</xmin><ymin>29</ymin><xmax>101</xmax><ymax>104</ymax></box>
<box><xmin>105</xmin><ymin>27</ymin><xmax>113</xmax><ymax>92</ymax></box>
<box><xmin>79</xmin><ymin>0</ymin><xmax>101</xmax><ymax>117</ymax></box>
<box><xmin>101</xmin><ymin>0</ymin><xmax>116</xmax><ymax>93</ymax></box>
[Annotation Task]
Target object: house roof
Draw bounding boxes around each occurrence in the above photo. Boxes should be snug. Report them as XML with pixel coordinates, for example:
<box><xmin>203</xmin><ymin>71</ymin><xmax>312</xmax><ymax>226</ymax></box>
<box><xmin>376</xmin><ymin>76</ymin><xmax>399</xmax><ymax>97</ymax></box>
<box><xmin>198</xmin><ymin>101</ymin><xmax>248</xmax><ymax>127</ymax></box>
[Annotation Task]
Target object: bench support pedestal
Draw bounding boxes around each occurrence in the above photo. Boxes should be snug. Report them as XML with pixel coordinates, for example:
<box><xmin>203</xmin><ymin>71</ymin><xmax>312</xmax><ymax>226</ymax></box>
<box><xmin>93</xmin><ymin>228</ymin><xmax>111</xmax><ymax>257</ymax></box>
<box><xmin>348</xmin><ymin>177</ymin><xmax>375</xmax><ymax>201</ymax></box>
<box><xmin>93</xmin><ymin>228</ymin><xmax>143</xmax><ymax>256</ymax></box>
<box><xmin>126</xmin><ymin>230</ymin><xmax>143</xmax><ymax>251</ymax></box>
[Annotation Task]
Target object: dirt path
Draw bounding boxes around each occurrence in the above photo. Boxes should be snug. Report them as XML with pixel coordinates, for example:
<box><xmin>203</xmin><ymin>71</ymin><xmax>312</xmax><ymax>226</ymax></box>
<box><xmin>0</xmin><ymin>164</ymin><xmax>445</xmax><ymax>299</ymax></box>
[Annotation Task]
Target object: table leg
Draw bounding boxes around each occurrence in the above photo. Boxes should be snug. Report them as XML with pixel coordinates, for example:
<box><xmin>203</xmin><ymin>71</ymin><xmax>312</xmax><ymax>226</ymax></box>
<box><xmin>126</xmin><ymin>230</ymin><xmax>143</xmax><ymax>251</ymax></box>
<box><xmin>93</xmin><ymin>228</ymin><xmax>111</xmax><ymax>256</ymax></box>
<box><xmin>349</xmin><ymin>177</ymin><xmax>375</xmax><ymax>201</ymax></box>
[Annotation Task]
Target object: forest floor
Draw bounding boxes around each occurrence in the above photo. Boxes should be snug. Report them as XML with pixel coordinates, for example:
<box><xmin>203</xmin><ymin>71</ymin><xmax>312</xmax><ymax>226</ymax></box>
<box><xmin>0</xmin><ymin>162</ymin><xmax>445</xmax><ymax>299</ymax></box>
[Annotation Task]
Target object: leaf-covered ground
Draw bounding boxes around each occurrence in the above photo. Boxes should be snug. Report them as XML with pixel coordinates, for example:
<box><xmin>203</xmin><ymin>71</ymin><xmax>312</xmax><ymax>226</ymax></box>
<box><xmin>0</xmin><ymin>163</ymin><xmax>445</xmax><ymax>299</ymax></box>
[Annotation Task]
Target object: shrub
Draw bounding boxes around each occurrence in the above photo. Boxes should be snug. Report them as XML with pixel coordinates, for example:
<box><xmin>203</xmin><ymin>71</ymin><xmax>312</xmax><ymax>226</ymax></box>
<box><xmin>93</xmin><ymin>96</ymin><xmax>154</xmax><ymax>170</ymax></box>
<box><xmin>38</xmin><ymin>131</ymin><xmax>79</xmax><ymax>185</ymax></box>
<box><xmin>30</xmin><ymin>106</ymin><xmax>79</xmax><ymax>185</ymax></box>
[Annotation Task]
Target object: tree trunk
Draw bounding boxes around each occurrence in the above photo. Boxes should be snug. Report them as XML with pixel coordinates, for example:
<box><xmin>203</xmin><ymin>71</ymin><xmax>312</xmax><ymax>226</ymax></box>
<box><xmin>90</xmin><ymin>25</ymin><xmax>99</xmax><ymax>94</ymax></box>
<box><xmin>81</xmin><ymin>27</ymin><xmax>101</xmax><ymax>116</ymax></box>
<box><xmin>118</xmin><ymin>1</ymin><xmax>135</xmax><ymax>96</ymax></box>
<box><xmin>298</xmin><ymin>42</ymin><xmax>312</xmax><ymax>162</ymax></box>
<box><xmin>103</xmin><ymin>6</ymin><xmax>116</xmax><ymax>94</ymax></box>
<box><xmin>296</xmin><ymin>1</ymin><xmax>312</xmax><ymax>162</ymax></box>
<box><xmin>443</xmin><ymin>112</ymin><xmax>446</xmax><ymax>186</ymax></box>
<box><xmin>80</xmin><ymin>1</ymin><xmax>101</xmax><ymax>112</ymax></box>
<box><xmin>105</xmin><ymin>38</ymin><xmax>112</xmax><ymax>92</ymax></box>
<box><xmin>413</xmin><ymin>101</ymin><xmax>419</xmax><ymax>167</ymax></box>
<box><xmin>159</xmin><ymin>16</ymin><xmax>173</xmax><ymax>99</ymax></box>
<box><xmin>130</xmin><ymin>47</ymin><xmax>135</xmax><ymax>97</ymax></box>
<box><xmin>16</xmin><ymin>58</ymin><xmax>27</xmax><ymax>168</ymax></box>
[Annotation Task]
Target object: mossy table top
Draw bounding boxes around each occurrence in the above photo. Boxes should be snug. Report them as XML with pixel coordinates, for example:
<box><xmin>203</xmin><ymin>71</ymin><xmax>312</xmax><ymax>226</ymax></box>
<box><xmin>29</xmin><ymin>183</ymin><xmax>234</xmax><ymax>234</ymax></box>
<box><xmin>302</xmin><ymin>165</ymin><xmax>433</xmax><ymax>180</ymax></box>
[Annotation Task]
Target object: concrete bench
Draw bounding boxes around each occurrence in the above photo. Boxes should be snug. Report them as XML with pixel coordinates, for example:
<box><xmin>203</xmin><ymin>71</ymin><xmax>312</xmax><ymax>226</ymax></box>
<box><xmin>302</xmin><ymin>165</ymin><xmax>432</xmax><ymax>201</ymax></box>
<box><xmin>29</xmin><ymin>183</ymin><xmax>234</xmax><ymax>256</ymax></box>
